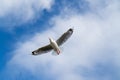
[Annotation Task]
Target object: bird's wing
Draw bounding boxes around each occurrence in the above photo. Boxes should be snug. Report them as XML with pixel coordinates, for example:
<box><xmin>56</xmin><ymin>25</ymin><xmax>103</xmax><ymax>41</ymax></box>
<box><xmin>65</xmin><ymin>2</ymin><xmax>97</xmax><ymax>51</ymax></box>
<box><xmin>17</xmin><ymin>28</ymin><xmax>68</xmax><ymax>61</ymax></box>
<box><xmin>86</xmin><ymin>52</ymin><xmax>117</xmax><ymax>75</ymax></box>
<box><xmin>56</xmin><ymin>28</ymin><xmax>73</xmax><ymax>46</ymax></box>
<box><xmin>32</xmin><ymin>44</ymin><xmax>53</xmax><ymax>55</ymax></box>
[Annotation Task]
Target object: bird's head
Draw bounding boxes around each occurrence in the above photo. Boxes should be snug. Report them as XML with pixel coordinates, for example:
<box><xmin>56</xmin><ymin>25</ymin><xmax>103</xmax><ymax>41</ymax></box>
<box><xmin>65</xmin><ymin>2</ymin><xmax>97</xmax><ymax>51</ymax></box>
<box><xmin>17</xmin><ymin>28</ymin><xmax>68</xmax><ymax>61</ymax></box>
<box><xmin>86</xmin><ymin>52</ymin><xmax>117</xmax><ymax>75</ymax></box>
<box><xmin>49</xmin><ymin>37</ymin><xmax>53</xmax><ymax>42</ymax></box>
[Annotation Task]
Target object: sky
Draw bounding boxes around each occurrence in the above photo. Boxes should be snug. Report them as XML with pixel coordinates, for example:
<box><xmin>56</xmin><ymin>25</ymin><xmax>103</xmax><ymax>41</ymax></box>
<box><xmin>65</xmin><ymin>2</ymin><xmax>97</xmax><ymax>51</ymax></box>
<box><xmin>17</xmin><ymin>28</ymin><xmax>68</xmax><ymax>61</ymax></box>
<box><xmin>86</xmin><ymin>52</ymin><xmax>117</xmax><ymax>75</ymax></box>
<box><xmin>0</xmin><ymin>0</ymin><xmax>120</xmax><ymax>80</ymax></box>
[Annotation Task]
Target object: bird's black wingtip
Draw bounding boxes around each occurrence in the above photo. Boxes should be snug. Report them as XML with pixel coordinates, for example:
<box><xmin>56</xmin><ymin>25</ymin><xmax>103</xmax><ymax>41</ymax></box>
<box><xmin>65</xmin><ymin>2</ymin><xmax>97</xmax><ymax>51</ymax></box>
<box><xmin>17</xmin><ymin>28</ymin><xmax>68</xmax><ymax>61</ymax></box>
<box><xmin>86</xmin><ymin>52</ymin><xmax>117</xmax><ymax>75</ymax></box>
<box><xmin>69</xmin><ymin>28</ymin><xmax>74</xmax><ymax>31</ymax></box>
<box><xmin>32</xmin><ymin>51</ymin><xmax>36</xmax><ymax>55</ymax></box>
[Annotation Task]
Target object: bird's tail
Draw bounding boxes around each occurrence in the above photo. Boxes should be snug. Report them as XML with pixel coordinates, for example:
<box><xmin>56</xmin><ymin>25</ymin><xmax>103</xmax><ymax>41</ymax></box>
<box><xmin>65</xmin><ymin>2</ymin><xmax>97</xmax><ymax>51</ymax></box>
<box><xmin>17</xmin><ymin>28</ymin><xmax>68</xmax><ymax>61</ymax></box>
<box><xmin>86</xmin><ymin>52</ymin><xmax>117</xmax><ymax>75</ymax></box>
<box><xmin>51</xmin><ymin>47</ymin><xmax>64</xmax><ymax>56</ymax></box>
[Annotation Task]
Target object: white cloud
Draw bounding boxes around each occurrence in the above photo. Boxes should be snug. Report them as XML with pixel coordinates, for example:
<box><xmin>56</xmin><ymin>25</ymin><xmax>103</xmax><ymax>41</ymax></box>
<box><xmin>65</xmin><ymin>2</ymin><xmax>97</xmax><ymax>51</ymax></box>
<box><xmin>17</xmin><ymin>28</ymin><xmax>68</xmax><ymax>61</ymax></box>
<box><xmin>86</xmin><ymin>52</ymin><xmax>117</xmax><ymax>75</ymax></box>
<box><xmin>2</xmin><ymin>0</ymin><xmax>120</xmax><ymax>80</ymax></box>
<box><xmin>0</xmin><ymin>0</ymin><xmax>54</xmax><ymax>28</ymax></box>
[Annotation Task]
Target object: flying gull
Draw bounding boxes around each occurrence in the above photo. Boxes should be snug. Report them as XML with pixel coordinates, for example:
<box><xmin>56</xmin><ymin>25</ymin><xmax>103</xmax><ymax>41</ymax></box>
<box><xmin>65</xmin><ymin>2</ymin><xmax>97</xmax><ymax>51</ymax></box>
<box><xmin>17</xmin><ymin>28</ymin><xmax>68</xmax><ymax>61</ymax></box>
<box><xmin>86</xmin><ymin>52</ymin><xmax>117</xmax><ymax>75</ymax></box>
<box><xmin>32</xmin><ymin>28</ymin><xmax>73</xmax><ymax>55</ymax></box>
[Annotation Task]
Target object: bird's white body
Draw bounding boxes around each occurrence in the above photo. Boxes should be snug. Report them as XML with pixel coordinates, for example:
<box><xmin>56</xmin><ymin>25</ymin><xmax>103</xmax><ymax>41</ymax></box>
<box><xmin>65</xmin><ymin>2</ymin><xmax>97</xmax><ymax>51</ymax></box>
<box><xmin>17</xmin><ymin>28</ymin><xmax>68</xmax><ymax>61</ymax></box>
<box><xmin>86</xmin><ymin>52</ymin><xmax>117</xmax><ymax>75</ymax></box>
<box><xmin>49</xmin><ymin>38</ymin><xmax>60</xmax><ymax>55</ymax></box>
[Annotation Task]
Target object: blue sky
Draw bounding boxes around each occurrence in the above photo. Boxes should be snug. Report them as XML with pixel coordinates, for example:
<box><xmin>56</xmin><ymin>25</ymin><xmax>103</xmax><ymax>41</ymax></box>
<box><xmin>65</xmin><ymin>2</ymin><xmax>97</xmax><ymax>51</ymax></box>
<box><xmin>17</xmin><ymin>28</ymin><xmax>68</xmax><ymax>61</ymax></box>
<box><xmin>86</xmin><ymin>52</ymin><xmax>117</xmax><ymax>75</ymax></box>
<box><xmin>0</xmin><ymin>0</ymin><xmax>120</xmax><ymax>80</ymax></box>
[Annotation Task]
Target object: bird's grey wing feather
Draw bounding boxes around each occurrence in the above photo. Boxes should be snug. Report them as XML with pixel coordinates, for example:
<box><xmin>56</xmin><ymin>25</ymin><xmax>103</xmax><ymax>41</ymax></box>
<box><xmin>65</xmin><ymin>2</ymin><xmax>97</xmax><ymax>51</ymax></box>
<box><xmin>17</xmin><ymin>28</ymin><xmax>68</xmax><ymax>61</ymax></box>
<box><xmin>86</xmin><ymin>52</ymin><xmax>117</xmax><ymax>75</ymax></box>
<box><xmin>32</xmin><ymin>44</ymin><xmax>53</xmax><ymax>55</ymax></box>
<box><xmin>56</xmin><ymin>29</ymin><xmax>73</xmax><ymax>46</ymax></box>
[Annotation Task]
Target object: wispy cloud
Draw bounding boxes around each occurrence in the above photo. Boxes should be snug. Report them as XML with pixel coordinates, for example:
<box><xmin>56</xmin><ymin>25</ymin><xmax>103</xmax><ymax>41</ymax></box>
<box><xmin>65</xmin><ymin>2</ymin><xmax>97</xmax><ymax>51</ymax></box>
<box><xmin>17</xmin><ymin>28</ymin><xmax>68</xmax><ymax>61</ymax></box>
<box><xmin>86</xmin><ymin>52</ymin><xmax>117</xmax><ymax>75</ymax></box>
<box><xmin>0</xmin><ymin>0</ymin><xmax>54</xmax><ymax>28</ymax></box>
<box><xmin>1</xmin><ymin>0</ymin><xmax>120</xmax><ymax>80</ymax></box>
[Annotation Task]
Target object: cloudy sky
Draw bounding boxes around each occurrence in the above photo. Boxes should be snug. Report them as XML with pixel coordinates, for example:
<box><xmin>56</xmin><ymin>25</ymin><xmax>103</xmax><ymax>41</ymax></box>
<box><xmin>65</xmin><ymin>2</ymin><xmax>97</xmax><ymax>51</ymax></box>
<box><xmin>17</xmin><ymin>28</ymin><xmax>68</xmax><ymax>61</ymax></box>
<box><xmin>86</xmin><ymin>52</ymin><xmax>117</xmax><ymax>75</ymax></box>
<box><xmin>0</xmin><ymin>0</ymin><xmax>120</xmax><ymax>80</ymax></box>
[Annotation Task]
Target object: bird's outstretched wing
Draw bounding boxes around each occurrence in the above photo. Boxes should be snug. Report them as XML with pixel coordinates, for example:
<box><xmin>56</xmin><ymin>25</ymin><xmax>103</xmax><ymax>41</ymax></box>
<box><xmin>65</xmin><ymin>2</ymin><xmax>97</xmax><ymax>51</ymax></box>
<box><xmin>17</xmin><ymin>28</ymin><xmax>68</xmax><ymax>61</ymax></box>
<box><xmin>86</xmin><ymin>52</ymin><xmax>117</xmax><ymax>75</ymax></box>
<box><xmin>56</xmin><ymin>28</ymin><xmax>73</xmax><ymax>46</ymax></box>
<box><xmin>32</xmin><ymin>44</ymin><xmax>53</xmax><ymax>55</ymax></box>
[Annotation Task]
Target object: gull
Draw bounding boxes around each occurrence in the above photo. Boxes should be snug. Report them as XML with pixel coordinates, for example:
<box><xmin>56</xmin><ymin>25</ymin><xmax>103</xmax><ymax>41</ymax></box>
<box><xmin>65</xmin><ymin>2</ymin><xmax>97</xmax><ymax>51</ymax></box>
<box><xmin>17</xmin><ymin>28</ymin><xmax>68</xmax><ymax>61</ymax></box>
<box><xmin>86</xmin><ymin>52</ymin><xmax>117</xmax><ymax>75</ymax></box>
<box><xmin>32</xmin><ymin>28</ymin><xmax>73</xmax><ymax>55</ymax></box>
